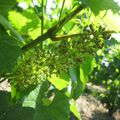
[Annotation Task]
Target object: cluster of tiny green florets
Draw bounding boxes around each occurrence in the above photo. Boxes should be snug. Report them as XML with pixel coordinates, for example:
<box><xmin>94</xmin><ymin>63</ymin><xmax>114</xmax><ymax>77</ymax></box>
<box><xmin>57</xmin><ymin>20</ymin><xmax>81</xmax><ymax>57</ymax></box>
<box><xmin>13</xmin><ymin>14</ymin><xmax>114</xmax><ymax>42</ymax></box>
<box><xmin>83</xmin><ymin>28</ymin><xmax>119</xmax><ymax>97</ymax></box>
<box><xmin>11</xmin><ymin>24</ymin><xmax>111</xmax><ymax>94</ymax></box>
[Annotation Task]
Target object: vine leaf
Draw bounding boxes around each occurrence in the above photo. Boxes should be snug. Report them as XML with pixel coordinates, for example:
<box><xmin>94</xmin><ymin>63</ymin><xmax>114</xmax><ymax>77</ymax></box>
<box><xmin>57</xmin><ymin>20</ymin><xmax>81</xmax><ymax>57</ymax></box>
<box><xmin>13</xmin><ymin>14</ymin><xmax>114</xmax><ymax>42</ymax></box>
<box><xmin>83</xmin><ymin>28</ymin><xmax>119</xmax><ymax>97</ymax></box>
<box><xmin>23</xmin><ymin>81</ymin><xmax>49</xmax><ymax>108</ymax></box>
<box><xmin>8</xmin><ymin>9</ymin><xmax>41</xmax><ymax>40</ymax></box>
<box><xmin>69</xmin><ymin>66</ymin><xmax>85</xmax><ymax>100</ymax></box>
<box><xmin>48</xmin><ymin>74</ymin><xmax>69</xmax><ymax>90</ymax></box>
<box><xmin>0</xmin><ymin>32</ymin><xmax>21</xmax><ymax>74</ymax></box>
<box><xmin>22</xmin><ymin>82</ymin><xmax>70</xmax><ymax>120</ymax></box>
<box><xmin>0</xmin><ymin>0</ymin><xmax>16</xmax><ymax>16</ymax></box>
<box><xmin>80</xmin><ymin>55</ymin><xmax>95</xmax><ymax>81</ymax></box>
<box><xmin>0</xmin><ymin>14</ymin><xmax>24</xmax><ymax>41</ymax></box>
<box><xmin>33</xmin><ymin>91</ymin><xmax>70</xmax><ymax>120</ymax></box>
<box><xmin>70</xmin><ymin>100</ymin><xmax>81</xmax><ymax>120</ymax></box>
<box><xmin>69</xmin><ymin>55</ymin><xmax>95</xmax><ymax>100</ymax></box>
<box><xmin>88</xmin><ymin>0</ymin><xmax>120</xmax><ymax>32</ymax></box>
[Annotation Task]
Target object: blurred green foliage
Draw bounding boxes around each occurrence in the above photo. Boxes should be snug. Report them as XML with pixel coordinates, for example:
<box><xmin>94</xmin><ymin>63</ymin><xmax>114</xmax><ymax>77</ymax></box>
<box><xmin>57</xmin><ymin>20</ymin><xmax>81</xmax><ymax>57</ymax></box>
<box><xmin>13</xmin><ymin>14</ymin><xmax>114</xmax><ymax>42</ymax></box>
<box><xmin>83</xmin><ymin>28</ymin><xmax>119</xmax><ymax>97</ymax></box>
<box><xmin>89</xmin><ymin>34</ymin><xmax>120</xmax><ymax>115</ymax></box>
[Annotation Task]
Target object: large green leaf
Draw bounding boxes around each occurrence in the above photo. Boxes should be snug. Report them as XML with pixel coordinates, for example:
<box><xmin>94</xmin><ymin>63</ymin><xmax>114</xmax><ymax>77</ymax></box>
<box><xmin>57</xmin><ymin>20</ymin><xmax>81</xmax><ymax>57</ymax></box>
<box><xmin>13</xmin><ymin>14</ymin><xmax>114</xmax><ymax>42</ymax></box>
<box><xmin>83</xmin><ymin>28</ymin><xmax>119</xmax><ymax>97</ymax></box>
<box><xmin>34</xmin><ymin>91</ymin><xmax>70</xmax><ymax>120</ymax></box>
<box><xmin>48</xmin><ymin>74</ymin><xmax>69</xmax><ymax>90</ymax></box>
<box><xmin>0</xmin><ymin>32</ymin><xmax>21</xmax><ymax>74</ymax></box>
<box><xmin>6</xmin><ymin>106</ymin><xmax>34</xmax><ymax>120</ymax></box>
<box><xmin>0</xmin><ymin>91</ymin><xmax>34</xmax><ymax>120</ymax></box>
<box><xmin>0</xmin><ymin>0</ymin><xmax>16</xmax><ymax>16</ymax></box>
<box><xmin>88</xmin><ymin>0</ymin><xmax>120</xmax><ymax>32</ymax></box>
<box><xmin>0</xmin><ymin>15</ymin><xmax>24</xmax><ymax>41</ymax></box>
<box><xmin>23</xmin><ymin>81</ymin><xmax>49</xmax><ymax>108</ymax></box>
<box><xmin>22</xmin><ymin>81</ymin><xmax>70</xmax><ymax>120</ymax></box>
<box><xmin>70</xmin><ymin>100</ymin><xmax>81</xmax><ymax>120</ymax></box>
<box><xmin>8</xmin><ymin>9</ymin><xmax>41</xmax><ymax>40</ymax></box>
<box><xmin>69</xmin><ymin>55</ymin><xmax>95</xmax><ymax>99</ymax></box>
<box><xmin>69</xmin><ymin>66</ymin><xmax>84</xmax><ymax>100</ymax></box>
<box><xmin>80</xmin><ymin>55</ymin><xmax>95</xmax><ymax>82</ymax></box>
<box><xmin>22</xmin><ymin>85</ymin><xmax>40</xmax><ymax>108</ymax></box>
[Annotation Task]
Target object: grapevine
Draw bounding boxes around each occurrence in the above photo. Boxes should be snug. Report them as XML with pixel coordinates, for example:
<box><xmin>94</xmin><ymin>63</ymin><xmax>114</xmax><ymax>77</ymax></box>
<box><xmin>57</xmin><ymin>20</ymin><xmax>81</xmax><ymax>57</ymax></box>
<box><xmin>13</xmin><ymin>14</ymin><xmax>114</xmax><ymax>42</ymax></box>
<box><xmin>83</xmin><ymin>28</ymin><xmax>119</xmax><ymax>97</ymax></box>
<box><xmin>10</xmin><ymin>24</ymin><xmax>112</xmax><ymax>97</ymax></box>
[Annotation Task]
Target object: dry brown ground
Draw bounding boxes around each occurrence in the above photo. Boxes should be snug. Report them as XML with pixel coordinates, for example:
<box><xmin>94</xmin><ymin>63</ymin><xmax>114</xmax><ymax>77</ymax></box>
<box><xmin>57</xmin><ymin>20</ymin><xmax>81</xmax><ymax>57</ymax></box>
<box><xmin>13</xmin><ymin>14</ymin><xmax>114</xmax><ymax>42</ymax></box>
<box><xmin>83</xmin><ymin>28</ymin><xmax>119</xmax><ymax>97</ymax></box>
<box><xmin>77</xmin><ymin>94</ymin><xmax>120</xmax><ymax>120</ymax></box>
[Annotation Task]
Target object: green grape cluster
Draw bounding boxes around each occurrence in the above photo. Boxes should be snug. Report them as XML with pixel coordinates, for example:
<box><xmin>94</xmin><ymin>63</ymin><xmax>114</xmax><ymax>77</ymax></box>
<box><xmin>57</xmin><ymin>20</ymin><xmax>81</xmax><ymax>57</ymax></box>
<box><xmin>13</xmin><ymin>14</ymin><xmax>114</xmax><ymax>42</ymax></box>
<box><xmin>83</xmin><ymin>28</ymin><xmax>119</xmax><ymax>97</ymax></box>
<box><xmin>11</xmin><ymin>24</ymin><xmax>111</xmax><ymax>95</ymax></box>
<box><xmin>11</xmin><ymin>50</ymin><xmax>45</xmax><ymax>95</ymax></box>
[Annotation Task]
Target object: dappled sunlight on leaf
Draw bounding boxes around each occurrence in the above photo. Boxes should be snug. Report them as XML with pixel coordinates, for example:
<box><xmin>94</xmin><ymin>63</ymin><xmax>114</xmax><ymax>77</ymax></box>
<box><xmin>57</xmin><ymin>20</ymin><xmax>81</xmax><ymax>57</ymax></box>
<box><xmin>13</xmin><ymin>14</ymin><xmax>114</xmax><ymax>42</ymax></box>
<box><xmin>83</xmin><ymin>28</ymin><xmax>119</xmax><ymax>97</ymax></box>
<box><xmin>8</xmin><ymin>9</ymin><xmax>41</xmax><ymax>39</ymax></box>
<box><xmin>0</xmin><ymin>0</ymin><xmax>17</xmax><ymax>16</ymax></box>
<box><xmin>89</xmin><ymin>0</ymin><xmax>120</xmax><ymax>15</ymax></box>
<box><xmin>48</xmin><ymin>74</ymin><xmax>69</xmax><ymax>90</ymax></box>
<box><xmin>83</xmin><ymin>0</ymin><xmax>120</xmax><ymax>32</ymax></box>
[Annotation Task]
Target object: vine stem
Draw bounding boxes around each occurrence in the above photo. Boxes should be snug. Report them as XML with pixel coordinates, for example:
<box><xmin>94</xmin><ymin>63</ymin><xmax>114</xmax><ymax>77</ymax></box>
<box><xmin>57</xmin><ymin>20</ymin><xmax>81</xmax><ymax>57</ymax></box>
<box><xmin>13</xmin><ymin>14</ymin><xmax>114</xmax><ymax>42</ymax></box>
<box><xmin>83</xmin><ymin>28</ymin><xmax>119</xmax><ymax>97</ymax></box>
<box><xmin>58</xmin><ymin>0</ymin><xmax>66</xmax><ymax>21</ymax></box>
<box><xmin>21</xmin><ymin>4</ymin><xmax>84</xmax><ymax>52</ymax></box>
<box><xmin>40</xmin><ymin>0</ymin><xmax>44</xmax><ymax>49</ymax></box>
<box><xmin>53</xmin><ymin>33</ymin><xmax>80</xmax><ymax>41</ymax></box>
<box><xmin>41</xmin><ymin>0</ymin><xmax>44</xmax><ymax>35</ymax></box>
